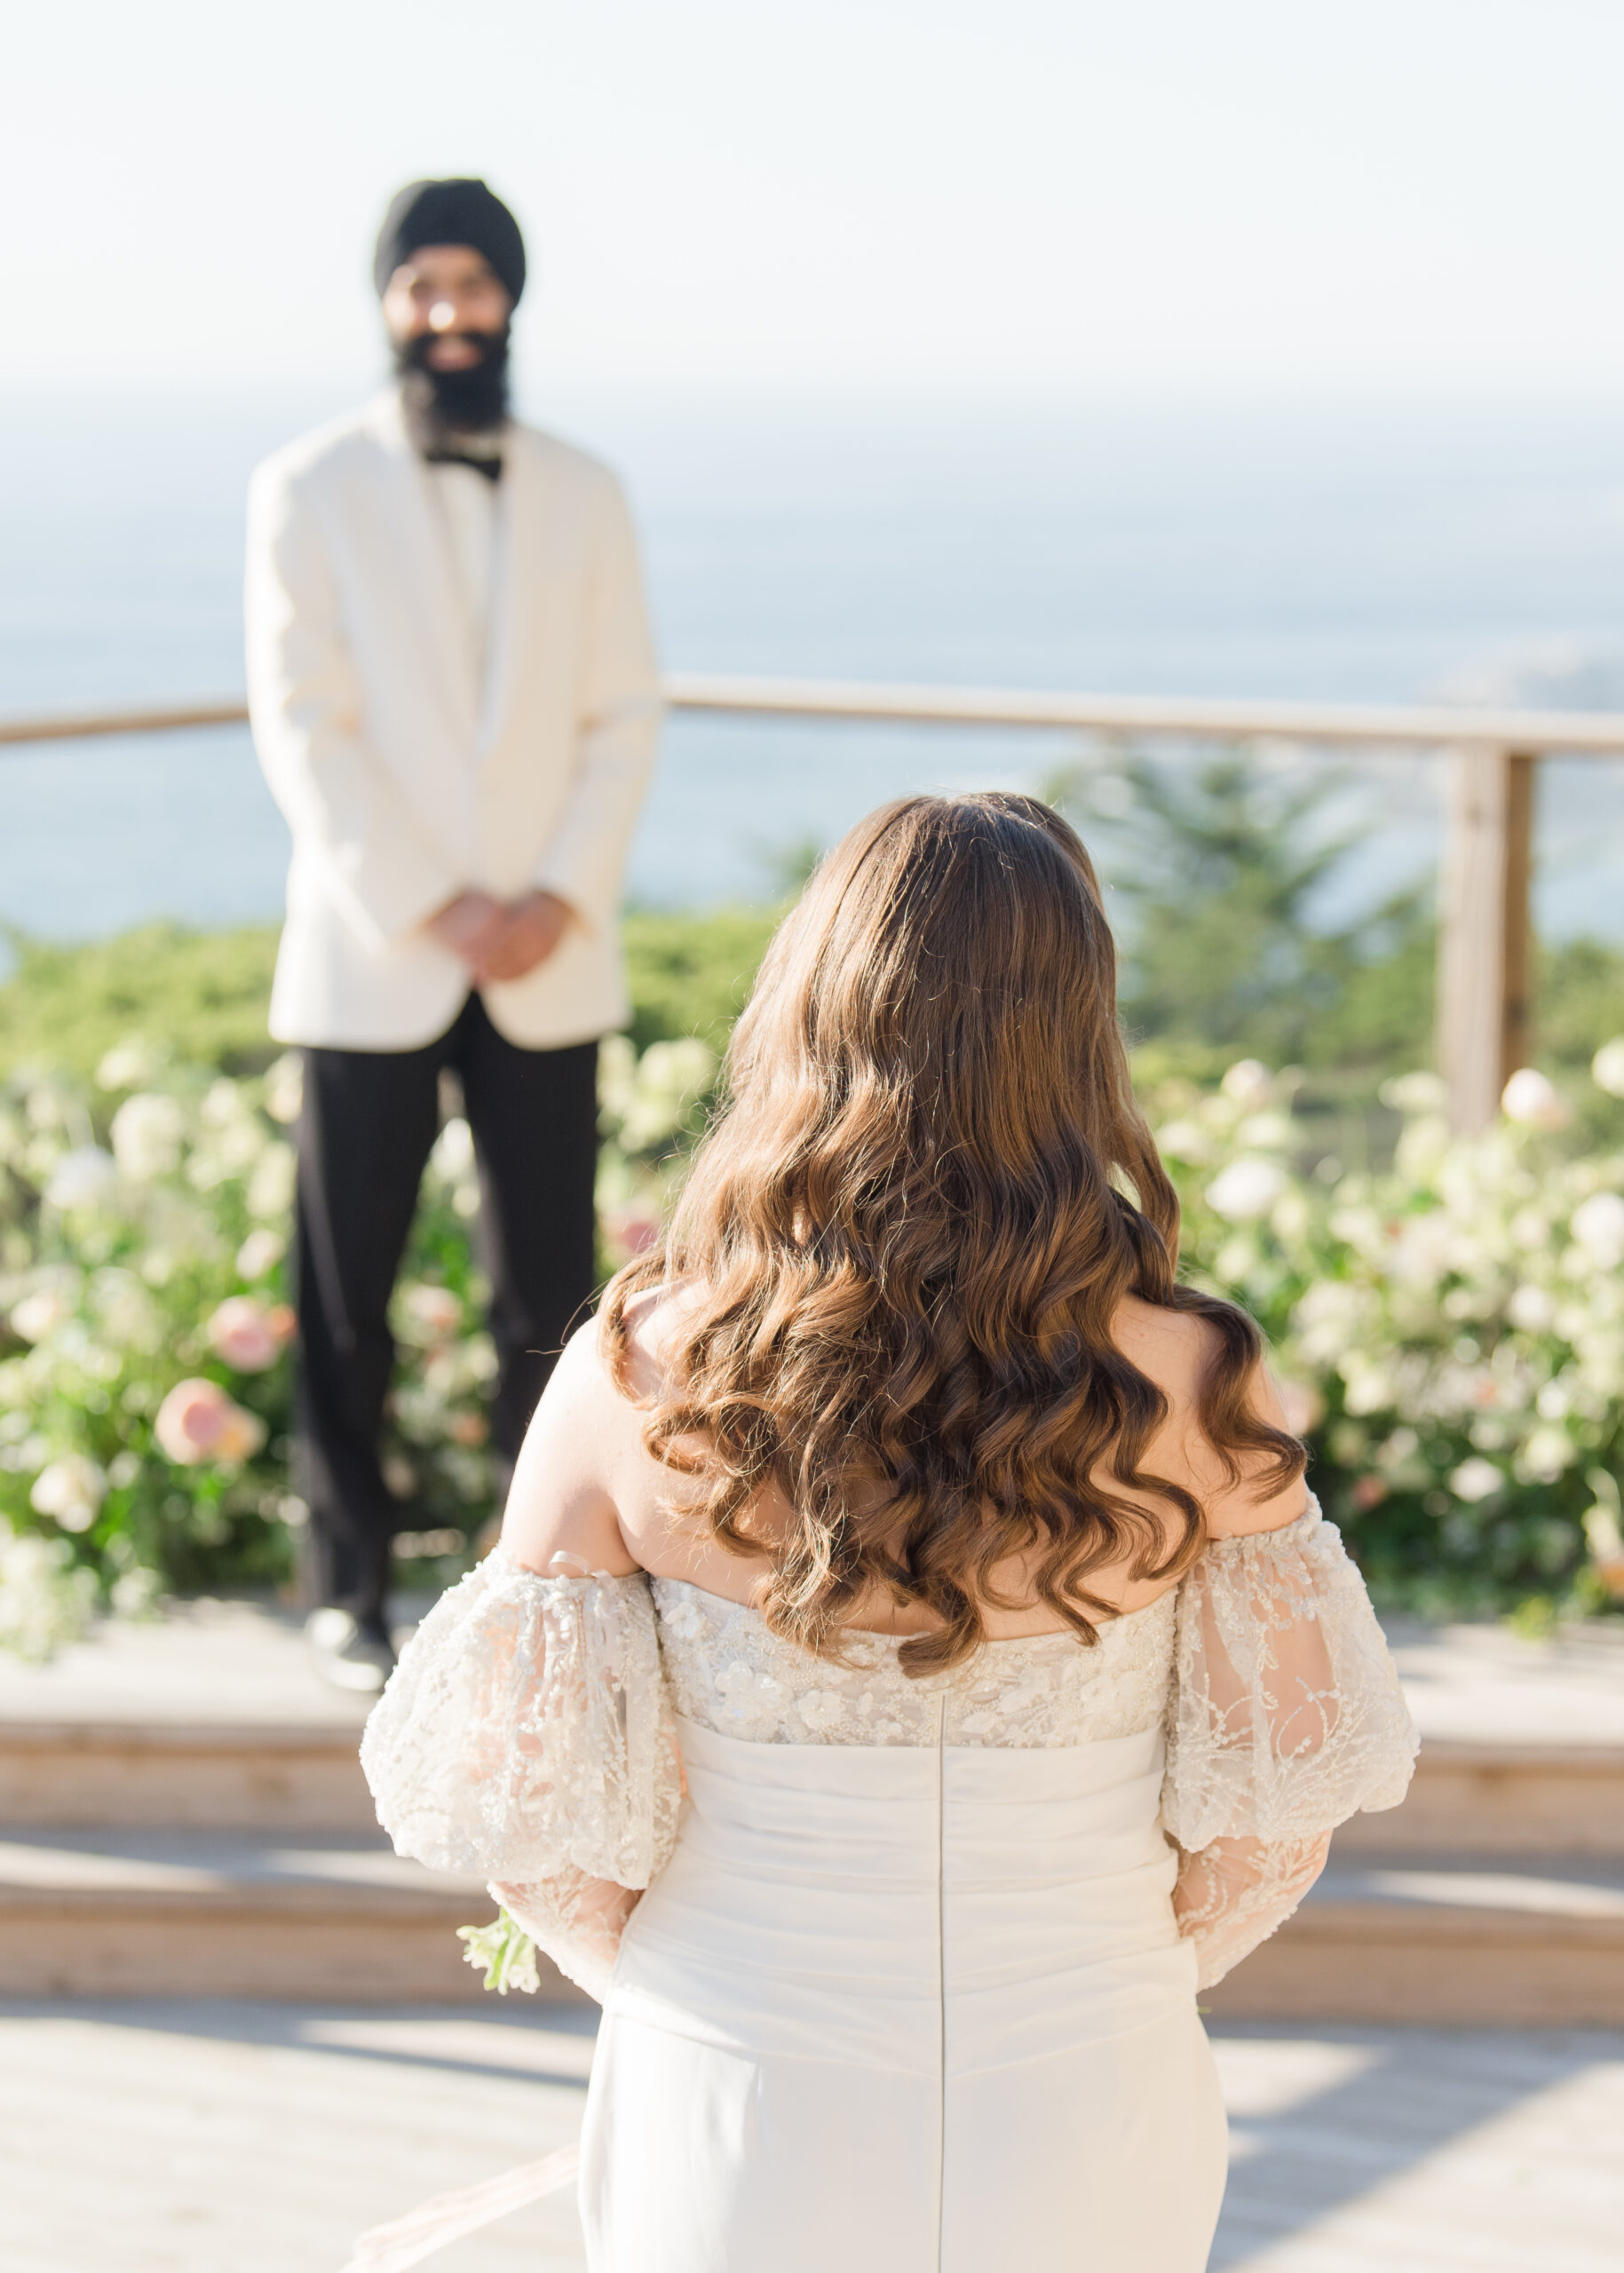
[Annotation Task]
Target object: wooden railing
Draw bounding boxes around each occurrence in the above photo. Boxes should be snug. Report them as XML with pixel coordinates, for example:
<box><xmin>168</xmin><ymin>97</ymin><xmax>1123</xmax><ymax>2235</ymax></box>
<box><xmin>5</xmin><ymin>676</ymin><xmax>1623</xmax><ymax>1136</ymax></box>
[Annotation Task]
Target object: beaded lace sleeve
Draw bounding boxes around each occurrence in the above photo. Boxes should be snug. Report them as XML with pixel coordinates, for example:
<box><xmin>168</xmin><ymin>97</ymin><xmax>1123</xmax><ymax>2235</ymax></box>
<box><xmin>360</xmin><ymin>1552</ymin><xmax>681</xmax><ymax>2000</ymax></box>
<box><xmin>1161</xmin><ymin>1495</ymin><xmax>1417</xmax><ymax>1988</ymax></box>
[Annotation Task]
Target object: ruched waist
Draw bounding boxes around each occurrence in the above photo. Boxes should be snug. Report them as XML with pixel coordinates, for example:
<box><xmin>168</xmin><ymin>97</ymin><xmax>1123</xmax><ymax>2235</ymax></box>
<box><xmin>610</xmin><ymin>1715</ymin><xmax>1193</xmax><ymax>2075</ymax></box>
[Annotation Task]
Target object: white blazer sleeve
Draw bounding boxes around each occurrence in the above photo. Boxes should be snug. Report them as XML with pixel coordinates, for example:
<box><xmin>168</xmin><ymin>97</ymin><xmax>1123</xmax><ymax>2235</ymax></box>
<box><xmin>246</xmin><ymin>459</ymin><xmax>461</xmax><ymax>946</ymax></box>
<box><xmin>529</xmin><ymin>473</ymin><xmax>661</xmax><ymax>932</ymax></box>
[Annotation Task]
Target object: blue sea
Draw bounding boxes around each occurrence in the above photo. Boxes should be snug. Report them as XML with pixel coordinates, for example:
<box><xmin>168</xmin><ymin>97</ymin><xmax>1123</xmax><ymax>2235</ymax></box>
<box><xmin>2</xmin><ymin>384</ymin><xmax>1623</xmax><ymax>945</ymax></box>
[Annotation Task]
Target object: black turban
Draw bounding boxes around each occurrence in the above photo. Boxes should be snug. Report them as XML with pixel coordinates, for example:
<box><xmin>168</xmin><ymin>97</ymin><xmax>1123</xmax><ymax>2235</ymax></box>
<box><xmin>373</xmin><ymin>178</ymin><xmax>527</xmax><ymax>306</ymax></box>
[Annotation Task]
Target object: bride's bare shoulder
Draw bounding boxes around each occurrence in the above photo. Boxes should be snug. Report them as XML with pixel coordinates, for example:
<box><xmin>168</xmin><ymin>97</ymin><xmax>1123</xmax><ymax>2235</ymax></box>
<box><xmin>609</xmin><ymin>1279</ymin><xmax>701</xmax><ymax>1404</ymax></box>
<box><xmin>1110</xmin><ymin>1295</ymin><xmax>1308</xmax><ymax>1540</ymax></box>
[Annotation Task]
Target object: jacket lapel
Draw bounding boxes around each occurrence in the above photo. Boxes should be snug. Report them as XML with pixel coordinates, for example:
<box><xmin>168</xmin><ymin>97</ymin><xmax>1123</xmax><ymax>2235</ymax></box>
<box><xmin>362</xmin><ymin>389</ymin><xmax>481</xmax><ymax>745</ymax></box>
<box><xmin>477</xmin><ymin>421</ymin><xmax>540</xmax><ymax>759</ymax></box>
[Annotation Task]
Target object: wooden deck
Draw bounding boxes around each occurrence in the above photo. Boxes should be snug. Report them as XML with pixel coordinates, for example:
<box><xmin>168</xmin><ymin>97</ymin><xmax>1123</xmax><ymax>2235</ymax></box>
<box><xmin>0</xmin><ymin>1999</ymin><xmax>1619</xmax><ymax>2271</ymax></box>
<box><xmin>0</xmin><ymin>1596</ymin><xmax>1620</xmax><ymax>2264</ymax></box>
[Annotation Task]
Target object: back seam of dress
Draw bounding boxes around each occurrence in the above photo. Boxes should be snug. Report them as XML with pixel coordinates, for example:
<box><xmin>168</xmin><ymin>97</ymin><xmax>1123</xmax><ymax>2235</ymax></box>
<box><xmin>933</xmin><ymin>1689</ymin><xmax>946</xmax><ymax>2273</ymax></box>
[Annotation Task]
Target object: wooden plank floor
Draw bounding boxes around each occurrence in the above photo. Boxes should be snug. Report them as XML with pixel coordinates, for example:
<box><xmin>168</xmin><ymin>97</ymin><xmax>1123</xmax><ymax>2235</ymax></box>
<box><xmin>0</xmin><ymin>2000</ymin><xmax>1619</xmax><ymax>2271</ymax></box>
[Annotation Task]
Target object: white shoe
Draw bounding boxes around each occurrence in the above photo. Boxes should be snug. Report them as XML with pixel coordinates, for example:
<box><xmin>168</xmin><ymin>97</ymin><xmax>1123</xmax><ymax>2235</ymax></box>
<box><xmin>306</xmin><ymin>1607</ymin><xmax>395</xmax><ymax>1693</ymax></box>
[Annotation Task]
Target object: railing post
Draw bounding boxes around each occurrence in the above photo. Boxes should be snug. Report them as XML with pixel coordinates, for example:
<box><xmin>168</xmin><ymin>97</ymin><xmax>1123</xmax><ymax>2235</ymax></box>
<box><xmin>1438</xmin><ymin>746</ymin><xmax>1536</xmax><ymax>1135</ymax></box>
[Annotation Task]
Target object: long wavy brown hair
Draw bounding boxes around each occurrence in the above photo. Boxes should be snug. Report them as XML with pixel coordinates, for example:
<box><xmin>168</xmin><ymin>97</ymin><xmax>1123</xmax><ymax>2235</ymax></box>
<box><xmin>604</xmin><ymin>793</ymin><xmax>1303</xmax><ymax>1673</ymax></box>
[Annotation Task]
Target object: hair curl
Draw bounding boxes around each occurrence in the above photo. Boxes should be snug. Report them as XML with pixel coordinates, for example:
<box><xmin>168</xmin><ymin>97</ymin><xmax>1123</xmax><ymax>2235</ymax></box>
<box><xmin>604</xmin><ymin>793</ymin><xmax>1303</xmax><ymax>1673</ymax></box>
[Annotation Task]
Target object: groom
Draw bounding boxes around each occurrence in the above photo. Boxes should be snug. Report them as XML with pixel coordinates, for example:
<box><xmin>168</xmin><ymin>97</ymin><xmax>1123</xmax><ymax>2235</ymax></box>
<box><xmin>246</xmin><ymin>178</ymin><xmax>661</xmax><ymax>1689</ymax></box>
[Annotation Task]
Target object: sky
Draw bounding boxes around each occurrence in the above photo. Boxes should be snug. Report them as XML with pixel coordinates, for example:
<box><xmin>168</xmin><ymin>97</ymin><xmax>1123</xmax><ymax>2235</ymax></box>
<box><xmin>10</xmin><ymin>0</ymin><xmax>1624</xmax><ymax>399</ymax></box>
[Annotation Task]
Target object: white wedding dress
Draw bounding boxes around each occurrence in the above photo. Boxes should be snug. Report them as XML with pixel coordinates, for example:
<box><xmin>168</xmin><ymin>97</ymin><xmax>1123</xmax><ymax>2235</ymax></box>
<box><xmin>364</xmin><ymin>1496</ymin><xmax>1416</xmax><ymax>2271</ymax></box>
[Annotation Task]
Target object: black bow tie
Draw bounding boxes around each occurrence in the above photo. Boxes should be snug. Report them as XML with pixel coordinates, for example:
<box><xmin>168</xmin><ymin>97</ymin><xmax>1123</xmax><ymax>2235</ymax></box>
<box><xmin>423</xmin><ymin>448</ymin><xmax>503</xmax><ymax>484</ymax></box>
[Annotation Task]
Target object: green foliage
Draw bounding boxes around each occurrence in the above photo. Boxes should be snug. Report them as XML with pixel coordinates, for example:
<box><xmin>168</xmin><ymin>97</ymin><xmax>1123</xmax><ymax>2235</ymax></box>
<box><xmin>1049</xmin><ymin>747</ymin><xmax>1624</xmax><ymax>1116</ymax></box>
<box><xmin>0</xmin><ymin>909</ymin><xmax>776</xmax><ymax>1084</ymax></box>
<box><xmin>1051</xmin><ymin>749</ymin><xmax>1383</xmax><ymax>1065</ymax></box>
<box><xmin>456</xmin><ymin>1907</ymin><xmax>542</xmax><ymax>1994</ymax></box>
<box><xmin>0</xmin><ymin>925</ymin><xmax>281</xmax><ymax>1081</ymax></box>
<box><xmin>621</xmin><ymin>904</ymin><xmax>778</xmax><ymax>1054</ymax></box>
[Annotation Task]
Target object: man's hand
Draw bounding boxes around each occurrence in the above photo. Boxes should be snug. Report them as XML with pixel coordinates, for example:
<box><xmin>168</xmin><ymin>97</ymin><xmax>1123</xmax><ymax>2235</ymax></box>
<box><xmin>477</xmin><ymin>890</ymin><xmax>576</xmax><ymax>984</ymax></box>
<box><xmin>424</xmin><ymin>891</ymin><xmax>508</xmax><ymax>971</ymax></box>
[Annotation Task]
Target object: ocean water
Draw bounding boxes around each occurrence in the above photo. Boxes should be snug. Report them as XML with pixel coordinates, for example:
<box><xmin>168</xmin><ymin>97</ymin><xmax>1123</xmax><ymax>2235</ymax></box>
<box><xmin>2</xmin><ymin>384</ymin><xmax>1623</xmax><ymax>943</ymax></box>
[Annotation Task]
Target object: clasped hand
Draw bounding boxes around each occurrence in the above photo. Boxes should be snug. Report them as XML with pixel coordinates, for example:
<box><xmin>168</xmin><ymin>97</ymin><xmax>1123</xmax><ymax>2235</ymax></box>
<box><xmin>424</xmin><ymin>889</ymin><xmax>575</xmax><ymax>986</ymax></box>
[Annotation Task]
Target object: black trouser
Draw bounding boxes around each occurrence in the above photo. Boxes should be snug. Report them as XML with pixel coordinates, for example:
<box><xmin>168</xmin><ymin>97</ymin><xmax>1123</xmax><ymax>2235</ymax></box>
<box><xmin>293</xmin><ymin>994</ymin><xmax>598</xmax><ymax>1623</ymax></box>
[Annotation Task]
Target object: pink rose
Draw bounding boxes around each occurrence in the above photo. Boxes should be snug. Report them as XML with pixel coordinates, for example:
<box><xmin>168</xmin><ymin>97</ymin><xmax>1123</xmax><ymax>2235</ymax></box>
<box><xmin>207</xmin><ymin>1297</ymin><xmax>283</xmax><ymax>1374</ymax></box>
<box><xmin>154</xmin><ymin>1378</ymin><xmax>266</xmax><ymax>1467</ymax></box>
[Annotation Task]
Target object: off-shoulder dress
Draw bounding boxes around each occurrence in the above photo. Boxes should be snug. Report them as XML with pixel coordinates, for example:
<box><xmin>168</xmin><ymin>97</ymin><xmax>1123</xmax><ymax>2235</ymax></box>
<box><xmin>363</xmin><ymin>1495</ymin><xmax>1415</xmax><ymax>2273</ymax></box>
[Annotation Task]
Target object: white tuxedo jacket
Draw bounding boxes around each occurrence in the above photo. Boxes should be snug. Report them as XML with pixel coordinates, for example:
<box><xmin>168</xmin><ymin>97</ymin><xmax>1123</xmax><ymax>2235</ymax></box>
<box><xmin>246</xmin><ymin>389</ymin><xmax>661</xmax><ymax>1050</ymax></box>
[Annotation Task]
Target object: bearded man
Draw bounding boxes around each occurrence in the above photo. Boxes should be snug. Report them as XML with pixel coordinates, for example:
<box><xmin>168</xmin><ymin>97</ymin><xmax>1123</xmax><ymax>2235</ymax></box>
<box><xmin>246</xmin><ymin>178</ymin><xmax>660</xmax><ymax>1689</ymax></box>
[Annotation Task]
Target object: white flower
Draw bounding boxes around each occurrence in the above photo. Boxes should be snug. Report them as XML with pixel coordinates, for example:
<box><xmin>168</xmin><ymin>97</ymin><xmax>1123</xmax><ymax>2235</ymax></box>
<box><xmin>237</xmin><ymin>1229</ymin><xmax>286</xmax><ymax>1280</ymax></box>
<box><xmin>1448</xmin><ymin>1456</ymin><xmax>1502</xmax><ymax>1504</ymax></box>
<box><xmin>0</xmin><ymin>1524</ymin><xmax>97</xmax><ymax>1662</ymax></box>
<box><xmin>264</xmin><ymin>1054</ymin><xmax>304</xmax><ymax>1125</ymax></box>
<box><xmin>1341</xmin><ymin>1358</ymin><xmax>1398</xmax><ymax>1416</ymax></box>
<box><xmin>110</xmin><ymin>1093</ymin><xmax>186</xmax><ymax>1180</ymax></box>
<box><xmin>431</xmin><ymin>1117</ymin><xmax>476</xmax><ymax>1180</ymax></box>
<box><xmin>1271</xmin><ymin>1189</ymin><xmax>1311</xmax><ymax>1242</ymax></box>
<box><xmin>1388</xmin><ymin>1214</ymin><xmax>1454</xmax><ymax>1292</ymax></box>
<box><xmin>1394</xmin><ymin>1114</ymin><xmax>1452</xmax><ymax>1180</ymax></box>
<box><xmin>597</xmin><ymin>1034</ymin><xmax>638</xmax><ymax>1125</ymax></box>
<box><xmin>246</xmin><ymin>1141</ymin><xmax>296</xmax><ymax>1219</ymax></box>
<box><xmin>1292</xmin><ymin>1280</ymin><xmax>1372</xmax><ymax>1366</ymax></box>
<box><xmin>1379</xmin><ymin>1071</ymin><xmax>1447</xmax><ymax>1118</ymax></box>
<box><xmin>30</xmin><ymin>1454</ymin><xmax>108</xmax><ymax>1533</ymax></box>
<box><xmin>1509</xmin><ymin>1207</ymin><xmax>1550</xmax><ymax>1251</ymax></box>
<box><xmin>796</xmin><ymin>1689</ymin><xmax>846</xmax><ymax>1734</ymax></box>
<box><xmin>1501</xmin><ymin>1068</ymin><xmax>1569</xmax><ymax>1130</ymax></box>
<box><xmin>1592</xmin><ymin>1038</ymin><xmax>1624</xmax><ymax>1100</ymax></box>
<box><xmin>110</xmin><ymin>1567</ymin><xmax>162</xmax><ymax>1618</ymax></box>
<box><xmin>1238</xmin><ymin>1112</ymin><xmax>1295</xmax><ymax>1152</ymax></box>
<box><xmin>1206</xmin><ymin>1158</ymin><xmax>1289</xmax><ymax>1223</ymax></box>
<box><xmin>1153</xmin><ymin>1119</ymin><xmax>1213</xmax><ymax>1164</ymax></box>
<box><xmin>10</xmin><ymin>1287</ymin><xmax>73</xmax><ymax>1344</ymax></box>
<box><xmin>91</xmin><ymin>1269</ymin><xmax>161</xmax><ymax>1354</ymax></box>
<box><xmin>1517</xmin><ymin>1425</ymin><xmax>1575</xmax><ymax>1485</ymax></box>
<box><xmin>95</xmin><ymin>1037</ymin><xmax>163</xmax><ymax>1092</ymax></box>
<box><xmin>44</xmin><ymin>1146</ymin><xmax>117</xmax><ymax>1211</ymax></box>
<box><xmin>618</xmin><ymin>1038</ymin><xmax>717</xmax><ymax>1154</ymax></box>
<box><xmin>400</xmin><ymin>1283</ymin><xmax>464</xmax><ymax>1341</ymax></box>
<box><xmin>1571</xmin><ymin>1192</ymin><xmax>1624</xmax><ymax>1271</ymax></box>
<box><xmin>1220</xmin><ymin>1060</ymin><xmax>1275</xmax><ymax>1112</ymax></box>
<box><xmin>1507</xmin><ymin>1284</ymin><xmax>1557</xmax><ymax>1334</ymax></box>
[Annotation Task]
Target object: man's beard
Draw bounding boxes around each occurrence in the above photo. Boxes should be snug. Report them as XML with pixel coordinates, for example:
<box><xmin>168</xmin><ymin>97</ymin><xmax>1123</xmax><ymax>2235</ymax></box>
<box><xmin>394</xmin><ymin>326</ymin><xmax>511</xmax><ymax>446</ymax></box>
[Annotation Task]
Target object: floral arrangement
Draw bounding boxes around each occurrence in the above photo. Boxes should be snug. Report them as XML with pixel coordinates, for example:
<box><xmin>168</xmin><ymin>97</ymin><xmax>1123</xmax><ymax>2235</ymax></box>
<box><xmin>1152</xmin><ymin>1044</ymin><xmax>1624</xmax><ymax>1620</ymax></box>
<box><xmin>3</xmin><ymin>1014</ymin><xmax>1620</xmax><ymax>1659</ymax></box>
<box><xmin>0</xmin><ymin>1031</ymin><xmax>717</xmax><ymax>1652</ymax></box>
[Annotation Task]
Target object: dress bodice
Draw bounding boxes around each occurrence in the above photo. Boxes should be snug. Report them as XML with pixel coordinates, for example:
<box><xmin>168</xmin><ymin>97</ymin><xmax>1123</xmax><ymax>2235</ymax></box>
<box><xmin>361</xmin><ymin>1494</ymin><xmax>1418</xmax><ymax>2000</ymax></box>
<box><xmin>651</xmin><ymin>1575</ymin><xmax>1177</xmax><ymax>1750</ymax></box>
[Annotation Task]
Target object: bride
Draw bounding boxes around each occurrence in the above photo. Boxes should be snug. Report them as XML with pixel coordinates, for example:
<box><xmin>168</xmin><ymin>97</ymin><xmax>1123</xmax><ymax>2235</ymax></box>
<box><xmin>364</xmin><ymin>793</ymin><xmax>1416</xmax><ymax>2272</ymax></box>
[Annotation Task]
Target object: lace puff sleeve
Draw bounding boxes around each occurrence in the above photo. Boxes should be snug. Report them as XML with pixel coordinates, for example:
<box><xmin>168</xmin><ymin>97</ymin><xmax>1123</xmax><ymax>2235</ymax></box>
<box><xmin>1161</xmin><ymin>1494</ymin><xmax>1418</xmax><ymax>1989</ymax></box>
<box><xmin>360</xmin><ymin>1552</ymin><xmax>681</xmax><ymax>2000</ymax></box>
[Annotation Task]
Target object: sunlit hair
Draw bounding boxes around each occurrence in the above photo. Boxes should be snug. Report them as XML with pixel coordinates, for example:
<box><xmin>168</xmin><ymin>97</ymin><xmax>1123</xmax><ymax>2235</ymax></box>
<box><xmin>603</xmin><ymin>792</ymin><xmax>1303</xmax><ymax>1673</ymax></box>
